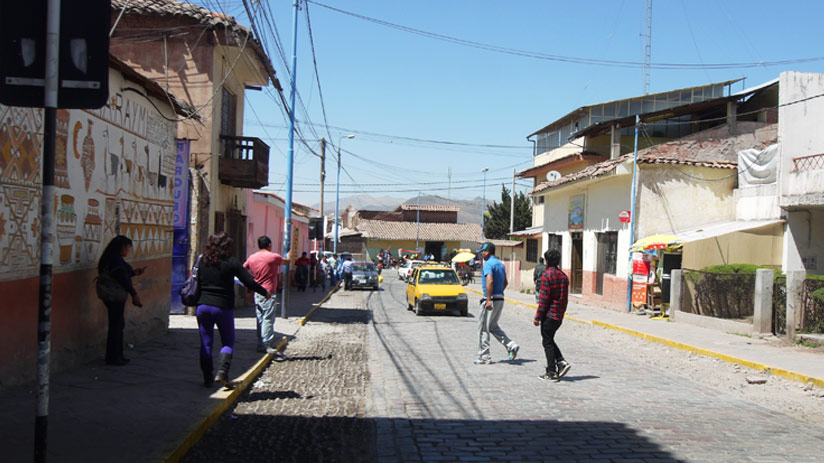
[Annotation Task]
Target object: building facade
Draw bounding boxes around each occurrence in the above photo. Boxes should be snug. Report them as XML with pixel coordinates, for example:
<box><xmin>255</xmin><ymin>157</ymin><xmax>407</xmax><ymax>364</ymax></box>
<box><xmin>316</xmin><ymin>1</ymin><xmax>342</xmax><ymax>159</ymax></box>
<box><xmin>0</xmin><ymin>59</ymin><xmax>186</xmax><ymax>386</ymax></box>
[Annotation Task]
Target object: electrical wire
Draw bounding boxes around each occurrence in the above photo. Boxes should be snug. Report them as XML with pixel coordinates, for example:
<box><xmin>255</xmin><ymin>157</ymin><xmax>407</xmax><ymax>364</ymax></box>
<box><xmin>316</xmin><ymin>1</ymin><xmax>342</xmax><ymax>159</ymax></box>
<box><xmin>306</xmin><ymin>0</ymin><xmax>824</xmax><ymax>70</ymax></box>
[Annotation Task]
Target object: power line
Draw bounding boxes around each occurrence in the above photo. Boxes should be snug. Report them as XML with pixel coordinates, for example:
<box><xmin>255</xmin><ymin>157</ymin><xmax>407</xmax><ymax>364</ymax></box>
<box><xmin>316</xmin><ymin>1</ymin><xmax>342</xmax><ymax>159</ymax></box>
<box><xmin>304</xmin><ymin>0</ymin><xmax>334</xmax><ymax>143</ymax></box>
<box><xmin>307</xmin><ymin>0</ymin><xmax>824</xmax><ymax>70</ymax></box>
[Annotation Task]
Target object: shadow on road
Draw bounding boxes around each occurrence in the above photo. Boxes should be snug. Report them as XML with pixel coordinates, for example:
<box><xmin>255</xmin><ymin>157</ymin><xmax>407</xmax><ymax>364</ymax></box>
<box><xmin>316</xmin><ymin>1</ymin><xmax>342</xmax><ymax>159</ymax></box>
<box><xmin>185</xmin><ymin>414</ymin><xmax>685</xmax><ymax>462</ymax></box>
<box><xmin>309</xmin><ymin>307</ymin><xmax>370</xmax><ymax>324</ymax></box>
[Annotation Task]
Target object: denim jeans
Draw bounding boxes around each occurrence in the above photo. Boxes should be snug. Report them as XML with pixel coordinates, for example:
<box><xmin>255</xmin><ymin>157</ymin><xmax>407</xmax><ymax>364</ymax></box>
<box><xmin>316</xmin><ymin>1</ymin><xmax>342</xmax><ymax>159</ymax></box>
<box><xmin>254</xmin><ymin>293</ymin><xmax>278</xmax><ymax>348</ymax></box>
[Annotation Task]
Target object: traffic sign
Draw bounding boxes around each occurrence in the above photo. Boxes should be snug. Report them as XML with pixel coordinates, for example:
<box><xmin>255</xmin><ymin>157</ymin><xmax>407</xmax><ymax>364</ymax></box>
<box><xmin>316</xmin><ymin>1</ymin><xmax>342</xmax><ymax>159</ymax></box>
<box><xmin>619</xmin><ymin>210</ymin><xmax>631</xmax><ymax>223</ymax></box>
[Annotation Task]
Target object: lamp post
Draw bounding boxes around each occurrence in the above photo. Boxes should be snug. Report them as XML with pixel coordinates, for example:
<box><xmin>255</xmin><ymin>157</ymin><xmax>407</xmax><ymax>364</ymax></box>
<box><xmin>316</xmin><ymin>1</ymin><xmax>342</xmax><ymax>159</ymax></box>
<box><xmin>481</xmin><ymin>167</ymin><xmax>489</xmax><ymax>235</ymax></box>
<box><xmin>334</xmin><ymin>134</ymin><xmax>355</xmax><ymax>254</ymax></box>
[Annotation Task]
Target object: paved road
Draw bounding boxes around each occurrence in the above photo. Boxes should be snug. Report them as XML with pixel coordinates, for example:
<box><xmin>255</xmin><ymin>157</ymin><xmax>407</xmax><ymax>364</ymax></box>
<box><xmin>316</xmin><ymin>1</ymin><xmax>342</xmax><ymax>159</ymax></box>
<box><xmin>368</xmin><ymin>278</ymin><xmax>824</xmax><ymax>463</ymax></box>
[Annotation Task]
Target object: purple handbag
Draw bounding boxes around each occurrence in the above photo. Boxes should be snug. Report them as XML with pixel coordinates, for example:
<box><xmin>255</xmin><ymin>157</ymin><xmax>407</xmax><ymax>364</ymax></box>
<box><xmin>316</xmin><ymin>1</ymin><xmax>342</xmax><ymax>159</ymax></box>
<box><xmin>179</xmin><ymin>255</ymin><xmax>202</xmax><ymax>306</ymax></box>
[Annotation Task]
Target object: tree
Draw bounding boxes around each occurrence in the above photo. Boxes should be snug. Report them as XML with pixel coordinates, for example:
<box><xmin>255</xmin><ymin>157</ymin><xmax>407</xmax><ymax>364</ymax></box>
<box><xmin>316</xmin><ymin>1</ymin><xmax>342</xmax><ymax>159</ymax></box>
<box><xmin>483</xmin><ymin>185</ymin><xmax>532</xmax><ymax>239</ymax></box>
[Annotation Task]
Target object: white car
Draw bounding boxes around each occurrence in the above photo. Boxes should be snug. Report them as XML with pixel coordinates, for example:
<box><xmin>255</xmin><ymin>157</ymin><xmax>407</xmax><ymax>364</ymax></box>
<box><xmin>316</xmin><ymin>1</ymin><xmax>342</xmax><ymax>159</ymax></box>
<box><xmin>397</xmin><ymin>260</ymin><xmax>425</xmax><ymax>281</ymax></box>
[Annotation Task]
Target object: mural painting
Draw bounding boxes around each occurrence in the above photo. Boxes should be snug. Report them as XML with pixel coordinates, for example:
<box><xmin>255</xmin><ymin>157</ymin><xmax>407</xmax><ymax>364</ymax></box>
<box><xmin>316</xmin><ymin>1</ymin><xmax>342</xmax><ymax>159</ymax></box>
<box><xmin>0</xmin><ymin>84</ymin><xmax>177</xmax><ymax>281</ymax></box>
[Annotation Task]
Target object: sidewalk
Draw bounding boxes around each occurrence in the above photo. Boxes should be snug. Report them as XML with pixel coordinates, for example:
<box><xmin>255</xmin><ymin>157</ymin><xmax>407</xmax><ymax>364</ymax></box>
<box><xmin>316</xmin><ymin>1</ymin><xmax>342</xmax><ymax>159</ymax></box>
<box><xmin>464</xmin><ymin>282</ymin><xmax>824</xmax><ymax>388</ymax></box>
<box><xmin>0</xmin><ymin>285</ymin><xmax>332</xmax><ymax>463</ymax></box>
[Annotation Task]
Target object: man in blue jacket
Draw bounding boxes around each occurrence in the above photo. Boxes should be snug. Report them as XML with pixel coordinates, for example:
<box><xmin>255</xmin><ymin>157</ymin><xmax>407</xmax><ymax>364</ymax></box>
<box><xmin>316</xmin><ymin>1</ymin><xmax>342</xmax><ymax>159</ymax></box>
<box><xmin>475</xmin><ymin>242</ymin><xmax>519</xmax><ymax>365</ymax></box>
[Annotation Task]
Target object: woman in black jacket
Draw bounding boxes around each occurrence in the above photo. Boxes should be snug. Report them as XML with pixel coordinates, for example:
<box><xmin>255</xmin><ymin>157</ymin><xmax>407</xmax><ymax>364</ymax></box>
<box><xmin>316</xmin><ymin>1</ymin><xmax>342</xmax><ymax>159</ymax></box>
<box><xmin>196</xmin><ymin>232</ymin><xmax>270</xmax><ymax>387</ymax></box>
<box><xmin>97</xmin><ymin>235</ymin><xmax>145</xmax><ymax>365</ymax></box>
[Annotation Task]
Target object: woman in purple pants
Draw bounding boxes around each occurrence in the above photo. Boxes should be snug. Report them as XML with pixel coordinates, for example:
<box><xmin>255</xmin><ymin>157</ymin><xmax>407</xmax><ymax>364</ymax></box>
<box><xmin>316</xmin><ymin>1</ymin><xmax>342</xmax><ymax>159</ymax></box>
<box><xmin>195</xmin><ymin>233</ymin><xmax>270</xmax><ymax>387</ymax></box>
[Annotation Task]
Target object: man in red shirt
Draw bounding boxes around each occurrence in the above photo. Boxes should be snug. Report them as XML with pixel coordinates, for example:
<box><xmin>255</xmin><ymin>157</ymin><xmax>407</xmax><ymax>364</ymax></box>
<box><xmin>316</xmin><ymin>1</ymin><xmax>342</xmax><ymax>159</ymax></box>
<box><xmin>244</xmin><ymin>236</ymin><xmax>284</xmax><ymax>357</ymax></box>
<box><xmin>534</xmin><ymin>248</ymin><xmax>571</xmax><ymax>381</ymax></box>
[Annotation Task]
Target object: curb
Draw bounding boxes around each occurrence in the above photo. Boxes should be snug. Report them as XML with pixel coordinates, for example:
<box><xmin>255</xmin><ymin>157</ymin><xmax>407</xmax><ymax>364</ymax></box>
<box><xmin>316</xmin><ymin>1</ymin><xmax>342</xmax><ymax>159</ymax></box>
<box><xmin>466</xmin><ymin>288</ymin><xmax>824</xmax><ymax>388</ymax></box>
<box><xmin>299</xmin><ymin>283</ymin><xmax>340</xmax><ymax>326</ymax></box>
<box><xmin>161</xmin><ymin>285</ymin><xmax>342</xmax><ymax>462</ymax></box>
<box><xmin>163</xmin><ymin>353</ymin><xmax>274</xmax><ymax>463</ymax></box>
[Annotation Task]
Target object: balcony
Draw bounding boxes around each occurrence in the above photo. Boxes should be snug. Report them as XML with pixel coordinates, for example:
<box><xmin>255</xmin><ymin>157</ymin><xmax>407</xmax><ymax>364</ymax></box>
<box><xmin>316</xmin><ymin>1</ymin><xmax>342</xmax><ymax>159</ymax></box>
<box><xmin>218</xmin><ymin>135</ymin><xmax>270</xmax><ymax>189</ymax></box>
<box><xmin>782</xmin><ymin>153</ymin><xmax>824</xmax><ymax>209</ymax></box>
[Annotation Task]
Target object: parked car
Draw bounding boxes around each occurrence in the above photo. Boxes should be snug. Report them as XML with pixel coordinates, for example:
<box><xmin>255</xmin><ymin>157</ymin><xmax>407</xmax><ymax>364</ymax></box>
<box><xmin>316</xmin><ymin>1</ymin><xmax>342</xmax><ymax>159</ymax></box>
<box><xmin>351</xmin><ymin>261</ymin><xmax>380</xmax><ymax>290</ymax></box>
<box><xmin>405</xmin><ymin>265</ymin><xmax>468</xmax><ymax>316</ymax></box>
<box><xmin>397</xmin><ymin>260</ymin><xmax>425</xmax><ymax>281</ymax></box>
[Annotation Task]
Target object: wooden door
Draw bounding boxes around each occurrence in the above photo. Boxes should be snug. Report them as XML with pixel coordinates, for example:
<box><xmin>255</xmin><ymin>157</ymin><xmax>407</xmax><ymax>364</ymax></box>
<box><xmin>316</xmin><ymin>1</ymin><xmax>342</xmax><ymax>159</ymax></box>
<box><xmin>571</xmin><ymin>234</ymin><xmax>583</xmax><ymax>294</ymax></box>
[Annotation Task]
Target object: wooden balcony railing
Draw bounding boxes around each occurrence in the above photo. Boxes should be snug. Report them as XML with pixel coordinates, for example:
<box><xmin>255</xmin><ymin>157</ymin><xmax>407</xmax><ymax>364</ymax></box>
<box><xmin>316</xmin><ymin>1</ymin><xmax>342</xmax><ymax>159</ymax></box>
<box><xmin>218</xmin><ymin>135</ymin><xmax>270</xmax><ymax>189</ymax></box>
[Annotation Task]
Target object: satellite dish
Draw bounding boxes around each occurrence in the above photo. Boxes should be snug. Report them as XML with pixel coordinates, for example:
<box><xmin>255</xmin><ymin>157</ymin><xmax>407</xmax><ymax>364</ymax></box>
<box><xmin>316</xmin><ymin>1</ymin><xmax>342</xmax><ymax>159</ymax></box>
<box><xmin>546</xmin><ymin>170</ymin><xmax>561</xmax><ymax>181</ymax></box>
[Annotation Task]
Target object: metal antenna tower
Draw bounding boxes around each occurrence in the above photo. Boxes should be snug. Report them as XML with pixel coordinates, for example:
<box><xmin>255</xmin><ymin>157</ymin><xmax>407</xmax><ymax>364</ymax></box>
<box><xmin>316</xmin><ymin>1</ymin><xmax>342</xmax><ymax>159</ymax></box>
<box><xmin>644</xmin><ymin>0</ymin><xmax>653</xmax><ymax>94</ymax></box>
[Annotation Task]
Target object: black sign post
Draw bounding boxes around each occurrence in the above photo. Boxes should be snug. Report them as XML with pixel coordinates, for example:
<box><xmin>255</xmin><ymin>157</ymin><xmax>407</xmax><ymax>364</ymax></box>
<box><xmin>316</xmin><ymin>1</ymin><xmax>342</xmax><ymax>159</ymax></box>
<box><xmin>0</xmin><ymin>1</ymin><xmax>110</xmax><ymax>461</ymax></box>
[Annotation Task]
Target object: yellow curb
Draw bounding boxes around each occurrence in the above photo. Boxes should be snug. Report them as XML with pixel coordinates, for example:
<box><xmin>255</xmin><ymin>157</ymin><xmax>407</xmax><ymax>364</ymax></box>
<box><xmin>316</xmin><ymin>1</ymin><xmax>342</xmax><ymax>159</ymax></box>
<box><xmin>299</xmin><ymin>283</ymin><xmax>340</xmax><ymax>326</ymax></box>
<box><xmin>467</xmin><ymin>287</ymin><xmax>824</xmax><ymax>388</ymax></box>
<box><xmin>163</xmin><ymin>352</ymin><xmax>275</xmax><ymax>463</ymax></box>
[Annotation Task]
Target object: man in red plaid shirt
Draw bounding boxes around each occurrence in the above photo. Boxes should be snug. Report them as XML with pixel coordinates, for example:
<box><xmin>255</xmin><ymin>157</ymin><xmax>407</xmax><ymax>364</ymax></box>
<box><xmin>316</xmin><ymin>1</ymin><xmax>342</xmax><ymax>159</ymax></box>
<box><xmin>533</xmin><ymin>249</ymin><xmax>571</xmax><ymax>381</ymax></box>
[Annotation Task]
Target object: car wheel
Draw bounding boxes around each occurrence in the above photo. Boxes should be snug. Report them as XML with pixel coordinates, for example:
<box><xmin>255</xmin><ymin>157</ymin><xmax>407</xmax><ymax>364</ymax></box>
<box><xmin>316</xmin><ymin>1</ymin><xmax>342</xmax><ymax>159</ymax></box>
<box><xmin>373</xmin><ymin>285</ymin><xmax>379</xmax><ymax>290</ymax></box>
<box><xmin>415</xmin><ymin>300</ymin><xmax>424</xmax><ymax>316</ymax></box>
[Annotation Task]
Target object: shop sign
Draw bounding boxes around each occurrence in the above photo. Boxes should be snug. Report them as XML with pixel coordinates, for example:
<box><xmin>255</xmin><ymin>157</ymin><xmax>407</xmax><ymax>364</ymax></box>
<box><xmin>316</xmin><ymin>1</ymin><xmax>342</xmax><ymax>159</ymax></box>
<box><xmin>568</xmin><ymin>194</ymin><xmax>585</xmax><ymax>230</ymax></box>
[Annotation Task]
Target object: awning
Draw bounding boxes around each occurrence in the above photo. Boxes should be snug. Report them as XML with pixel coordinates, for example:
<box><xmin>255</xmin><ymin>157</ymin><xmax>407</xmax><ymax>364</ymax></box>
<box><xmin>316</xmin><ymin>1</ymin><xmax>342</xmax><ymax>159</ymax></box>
<box><xmin>667</xmin><ymin>219</ymin><xmax>783</xmax><ymax>245</ymax></box>
<box><xmin>509</xmin><ymin>226</ymin><xmax>543</xmax><ymax>238</ymax></box>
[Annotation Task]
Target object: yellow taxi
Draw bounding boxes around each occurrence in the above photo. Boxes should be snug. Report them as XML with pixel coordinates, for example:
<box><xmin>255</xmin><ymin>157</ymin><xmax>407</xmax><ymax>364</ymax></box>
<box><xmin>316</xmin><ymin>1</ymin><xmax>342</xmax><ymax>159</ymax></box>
<box><xmin>405</xmin><ymin>265</ymin><xmax>469</xmax><ymax>316</ymax></box>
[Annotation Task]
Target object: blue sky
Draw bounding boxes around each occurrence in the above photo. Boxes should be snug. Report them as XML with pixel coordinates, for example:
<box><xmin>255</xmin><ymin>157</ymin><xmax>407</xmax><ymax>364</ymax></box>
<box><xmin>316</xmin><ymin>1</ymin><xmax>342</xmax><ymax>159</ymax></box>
<box><xmin>202</xmin><ymin>0</ymin><xmax>824</xmax><ymax>206</ymax></box>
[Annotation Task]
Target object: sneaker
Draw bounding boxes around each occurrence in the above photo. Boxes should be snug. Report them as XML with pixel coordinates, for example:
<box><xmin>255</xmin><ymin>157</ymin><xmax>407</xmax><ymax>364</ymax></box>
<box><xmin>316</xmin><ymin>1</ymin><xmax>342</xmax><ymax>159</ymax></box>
<box><xmin>272</xmin><ymin>352</ymin><xmax>288</xmax><ymax>362</ymax></box>
<box><xmin>508</xmin><ymin>345</ymin><xmax>519</xmax><ymax>362</ymax></box>
<box><xmin>539</xmin><ymin>372</ymin><xmax>560</xmax><ymax>382</ymax></box>
<box><xmin>473</xmin><ymin>359</ymin><xmax>491</xmax><ymax>365</ymax></box>
<box><xmin>557</xmin><ymin>360</ymin><xmax>571</xmax><ymax>378</ymax></box>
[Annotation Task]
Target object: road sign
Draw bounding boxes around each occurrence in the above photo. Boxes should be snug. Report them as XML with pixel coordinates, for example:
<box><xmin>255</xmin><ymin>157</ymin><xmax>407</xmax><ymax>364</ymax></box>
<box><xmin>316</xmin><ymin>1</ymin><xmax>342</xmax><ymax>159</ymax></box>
<box><xmin>619</xmin><ymin>210</ymin><xmax>631</xmax><ymax>224</ymax></box>
<box><xmin>0</xmin><ymin>0</ymin><xmax>111</xmax><ymax>108</ymax></box>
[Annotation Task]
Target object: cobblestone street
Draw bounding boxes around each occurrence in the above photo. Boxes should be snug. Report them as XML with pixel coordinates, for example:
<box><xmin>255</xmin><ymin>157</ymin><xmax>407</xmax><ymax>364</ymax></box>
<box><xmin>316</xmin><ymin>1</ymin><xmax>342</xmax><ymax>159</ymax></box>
<box><xmin>183</xmin><ymin>278</ymin><xmax>824</xmax><ymax>462</ymax></box>
<box><xmin>183</xmin><ymin>288</ymin><xmax>374</xmax><ymax>463</ymax></box>
<box><xmin>368</xmin><ymin>279</ymin><xmax>824</xmax><ymax>463</ymax></box>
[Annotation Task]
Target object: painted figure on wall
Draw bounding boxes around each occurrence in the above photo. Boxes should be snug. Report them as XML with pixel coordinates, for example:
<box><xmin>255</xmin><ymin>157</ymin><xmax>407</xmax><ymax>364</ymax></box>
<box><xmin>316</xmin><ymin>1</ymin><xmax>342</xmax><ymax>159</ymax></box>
<box><xmin>57</xmin><ymin>194</ymin><xmax>77</xmax><ymax>265</ymax></box>
<box><xmin>84</xmin><ymin>198</ymin><xmax>102</xmax><ymax>263</ymax></box>
<box><xmin>81</xmin><ymin>120</ymin><xmax>96</xmax><ymax>192</ymax></box>
<box><xmin>55</xmin><ymin>109</ymin><xmax>71</xmax><ymax>188</ymax></box>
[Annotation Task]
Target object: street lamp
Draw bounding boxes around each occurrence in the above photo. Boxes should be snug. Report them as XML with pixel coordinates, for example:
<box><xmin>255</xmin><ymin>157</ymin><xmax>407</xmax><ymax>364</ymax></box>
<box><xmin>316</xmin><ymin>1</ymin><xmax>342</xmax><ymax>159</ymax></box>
<box><xmin>334</xmin><ymin>134</ymin><xmax>355</xmax><ymax>254</ymax></box>
<box><xmin>481</xmin><ymin>167</ymin><xmax>489</xmax><ymax>235</ymax></box>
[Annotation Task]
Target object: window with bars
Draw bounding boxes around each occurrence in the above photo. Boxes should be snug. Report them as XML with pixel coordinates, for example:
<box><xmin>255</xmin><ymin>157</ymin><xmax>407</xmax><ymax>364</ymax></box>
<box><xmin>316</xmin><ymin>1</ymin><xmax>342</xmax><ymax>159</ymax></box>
<box><xmin>598</xmin><ymin>231</ymin><xmax>618</xmax><ymax>275</ymax></box>
<box><xmin>526</xmin><ymin>239</ymin><xmax>538</xmax><ymax>263</ymax></box>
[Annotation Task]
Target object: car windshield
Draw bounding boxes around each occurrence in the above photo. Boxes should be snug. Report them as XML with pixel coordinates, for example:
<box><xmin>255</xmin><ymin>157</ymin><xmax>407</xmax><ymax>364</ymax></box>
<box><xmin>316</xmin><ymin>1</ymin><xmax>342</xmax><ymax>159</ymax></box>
<box><xmin>417</xmin><ymin>269</ymin><xmax>460</xmax><ymax>285</ymax></box>
<box><xmin>353</xmin><ymin>264</ymin><xmax>374</xmax><ymax>272</ymax></box>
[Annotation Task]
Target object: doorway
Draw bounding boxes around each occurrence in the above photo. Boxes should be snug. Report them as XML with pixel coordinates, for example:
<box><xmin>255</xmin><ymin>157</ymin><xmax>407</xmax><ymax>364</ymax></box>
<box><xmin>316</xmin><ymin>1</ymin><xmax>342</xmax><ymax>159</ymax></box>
<box><xmin>425</xmin><ymin>241</ymin><xmax>444</xmax><ymax>260</ymax></box>
<box><xmin>571</xmin><ymin>233</ymin><xmax>583</xmax><ymax>294</ymax></box>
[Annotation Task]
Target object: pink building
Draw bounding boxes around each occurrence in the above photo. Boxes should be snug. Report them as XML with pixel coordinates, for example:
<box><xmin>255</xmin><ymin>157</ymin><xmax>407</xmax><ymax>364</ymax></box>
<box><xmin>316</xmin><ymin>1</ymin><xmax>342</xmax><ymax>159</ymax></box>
<box><xmin>246</xmin><ymin>190</ymin><xmax>317</xmax><ymax>262</ymax></box>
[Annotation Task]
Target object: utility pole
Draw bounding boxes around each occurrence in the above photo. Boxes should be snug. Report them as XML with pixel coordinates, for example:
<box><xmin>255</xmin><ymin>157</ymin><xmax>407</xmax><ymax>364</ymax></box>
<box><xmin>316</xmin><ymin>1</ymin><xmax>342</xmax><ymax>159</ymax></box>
<box><xmin>281</xmin><ymin>0</ymin><xmax>300</xmax><ymax>318</ymax></box>
<box><xmin>447</xmin><ymin>167</ymin><xmax>451</xmax><ymax>200</ymax></box>
<box><xmin>35</xmin><ymin>2</ymin><xmax>61</xmax><ymax>461</ymax></box>
<box><xmin>510</xmin><ymin>168</ymin><xmax>515</xmax><ymax>235</ymax></box>
<box><xmin>481</xmin><ymin>167</ymin><xmax>489</xmax><ymax>236</ymax></box>
<box><xmin>319</xmin><ymin>137</ymin><xmax>325</xmax><ymax>252</ymax></box>
<box><xmin>644</xmin><ymin>0</ymin><xmax>653</xmax><ymax>94</ymax></box>
<box><xmin>416</xmin><ymin>192</ymin><xmax>421</xmax><ymax>251</ymax></box>
<box><xmin>334</xmin><ymin>134</ymin><xmax>354</xmax><ymax>254</ymax></box>
<box><xmin>626</xmin><ymin>115</ymin><xmax>641</xmax><ymax>313</ymax></box>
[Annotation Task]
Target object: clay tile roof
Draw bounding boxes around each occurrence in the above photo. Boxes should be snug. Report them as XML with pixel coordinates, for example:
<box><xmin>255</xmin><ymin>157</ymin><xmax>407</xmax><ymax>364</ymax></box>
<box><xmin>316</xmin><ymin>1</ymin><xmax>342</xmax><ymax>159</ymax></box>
<box><xmin>398</xmin><ymin>204</ymin><xmax>461</xmax><ymax>212</ymax></box>
<box><xmin>111</xmin><ymin>0</ymin><xmax>279</xmax><ymax>89</ymax></box>
<box><xmin>356</xmin><ymin>220</ymin><xmax>482</xmax><ymax>242</ymax></box>
<box><xmin>530</xmin><ymin>122</ymin><xmax>777</xmax><ymax>195</ymax></box>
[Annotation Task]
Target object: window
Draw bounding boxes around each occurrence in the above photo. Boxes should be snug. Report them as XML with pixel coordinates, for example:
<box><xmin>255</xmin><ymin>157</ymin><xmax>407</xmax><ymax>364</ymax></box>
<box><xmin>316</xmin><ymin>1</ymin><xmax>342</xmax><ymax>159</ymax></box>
<box><xmin>221</xmin><ymin>87</ymin><xmax>237</xmax><ymax>136</ymax></box>
<box><xmin>526</xmin><ymin>239</ymin><xmax>538</xmax><ymax>263</ymax></box>
<box><xmin>546</xmin><ymin>234</ymin><xmax>561</xmax><ymax>252</ymax></box>
<box><xmin>598</xmin><ymin>232</ymin><xmax>618</xmax><ymax>275</ymax></box>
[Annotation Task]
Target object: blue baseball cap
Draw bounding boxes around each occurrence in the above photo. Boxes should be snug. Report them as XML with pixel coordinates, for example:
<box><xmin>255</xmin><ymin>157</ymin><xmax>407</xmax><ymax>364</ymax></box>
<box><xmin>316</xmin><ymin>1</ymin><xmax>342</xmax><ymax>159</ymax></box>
<box><xmin>476</xmin><ymin>241</ymin><xmax>495</xmax><ymax>254</ymax></box>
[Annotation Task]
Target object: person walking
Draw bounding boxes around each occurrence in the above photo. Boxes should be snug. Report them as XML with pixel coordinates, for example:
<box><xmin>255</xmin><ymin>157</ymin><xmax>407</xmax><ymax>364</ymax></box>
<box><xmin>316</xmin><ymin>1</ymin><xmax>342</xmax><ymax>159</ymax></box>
<box><xmin>474</xmin><ymin>242</ymin><xmax>519</xmax><ymax>365</ymax></box>
<box><xmin>196</xmin><ymin>232</ymin><xmax>270</xmax><ymax>387</ymax></box>
<box><xmin>243</xmin><ymin>236</ymin><xmax>285</xmax><ymax>358</ymax></box>
<box><xmin>294</xmin><ymin>252</ymin><xmax>310</xmax><ymax>292</ymax></box>
<box><xmin>533</xmin><ymin>256</ymin><xmax>546</xmax><ymax>302</ymax></box>
<box><xmin>97</xmin><ymin>235</ymin><xmax>145</xmax><ymax>366</ymax></box>
<box><xmin>341</xmin><ymin>255</ymin><xmax>355</xmax><ymax>290</ymax></box>
<box><xmin>319</xmin><ymin>255</ymin><xmax>330</xmax><ymax>291</ymax></box>
<box><xmin>534</xmin><ymin>249</ymin><xmax>571</xmax><ymax>382</ymax></box>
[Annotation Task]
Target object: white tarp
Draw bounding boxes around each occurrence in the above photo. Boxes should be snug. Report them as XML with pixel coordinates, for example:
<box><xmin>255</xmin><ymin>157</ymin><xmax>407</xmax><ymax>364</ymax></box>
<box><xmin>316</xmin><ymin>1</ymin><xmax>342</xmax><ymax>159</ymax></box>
<box><xmin>738</xmin><ymin>144</ymin><xmax>778</xmax><ymax>186</ymax></box>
